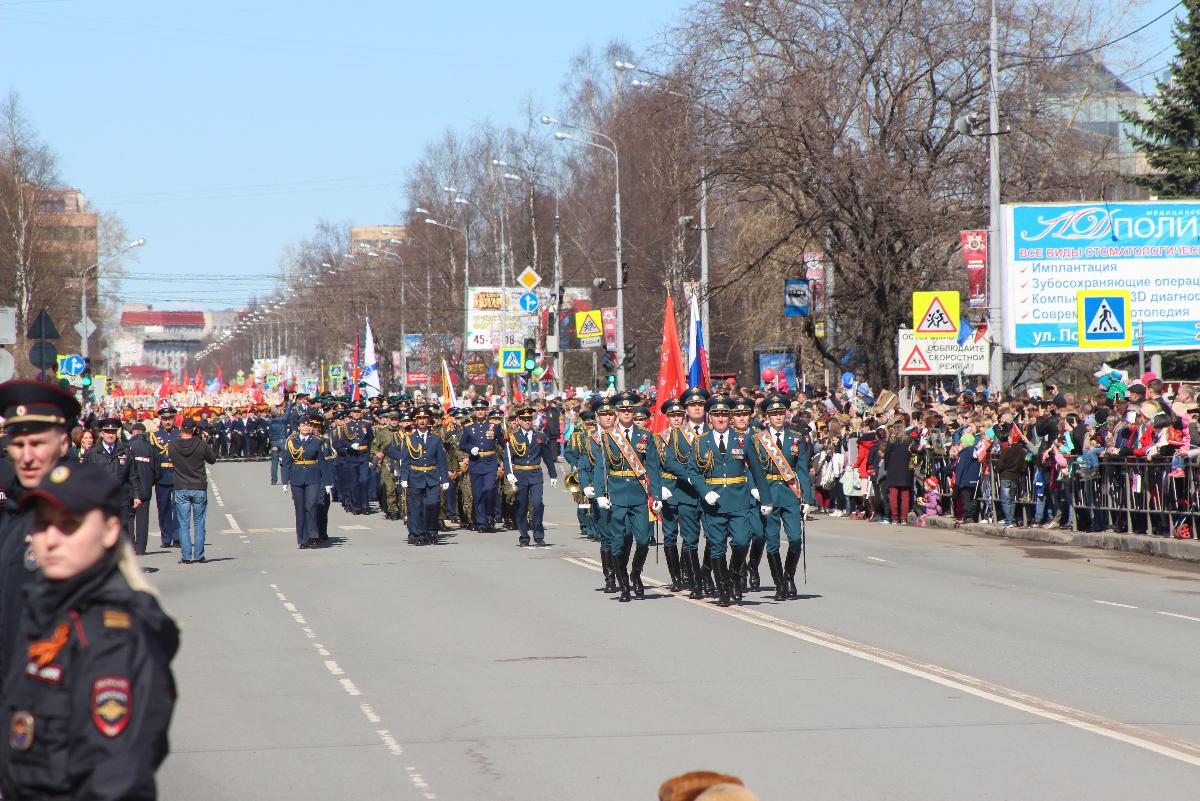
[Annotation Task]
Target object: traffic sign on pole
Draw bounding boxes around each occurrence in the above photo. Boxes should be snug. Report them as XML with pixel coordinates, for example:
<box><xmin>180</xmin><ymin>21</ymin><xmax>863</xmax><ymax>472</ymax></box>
<box><xmin>913</xmin><ymin>291</ymin><xmax>959</xmax><ymax>338</ymax></box>
<box><xmin>28</xmin><ymin>341</ymin><xmax>58</xmax><ymax>371</ymax></box>
<box><xmin>1077</xmin><ymin>290</ymin><xmax>1131</xmax><ymax>349</ymax></box>
<box><xmin>74</xmin><ymin>316</ymin><xmax>96</xmax><ymax>340</ymax></box>
<box><xmin>518</xmin><ymin>292</ymin><xmax>540</xmax><ymax>313</ymax></box>
<box><xmin>516</xmin><ymin>267</ymin><xmax>541</xmax><ymax>291</ymax></box>
<box><xmin>58</xmin><ymin>354</ymin><xmax>85</xmax><ymax>377</ymax></box>
<box><xmin>498</xmin><ymin>347</ymin><xmax>525</xmax><ymax>374</ymax></box>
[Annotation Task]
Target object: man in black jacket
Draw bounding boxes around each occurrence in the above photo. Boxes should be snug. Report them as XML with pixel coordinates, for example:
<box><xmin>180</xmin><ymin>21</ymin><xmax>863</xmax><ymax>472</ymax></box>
<box><xmin>168</xmin><ymin>419</ymin><xmax>217</xmax><ymax>564</ymax></box>
<box><xmin>81</xmin><ymin>417</ymin><xmax>142</xmax><ymax>542</ymax></box>
<box><xmin>126</xmin><ymin>422</ymin><xmax>161</xmax><ymax>555</ymax></box>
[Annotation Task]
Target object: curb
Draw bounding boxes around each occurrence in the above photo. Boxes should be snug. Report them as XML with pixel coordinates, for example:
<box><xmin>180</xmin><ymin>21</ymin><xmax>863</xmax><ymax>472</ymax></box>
<box><xmin>923</xmin><ymin>515</ymin><xmax>1200</xmax><ymax>562</ymax></box>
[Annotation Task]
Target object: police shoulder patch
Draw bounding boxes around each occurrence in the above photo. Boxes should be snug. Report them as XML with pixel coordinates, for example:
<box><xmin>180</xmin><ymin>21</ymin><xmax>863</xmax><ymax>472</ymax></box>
<box><xmin>92</xmin><ymin>676</ymin><xmax>132</xmax><ymax>737</ymax></box>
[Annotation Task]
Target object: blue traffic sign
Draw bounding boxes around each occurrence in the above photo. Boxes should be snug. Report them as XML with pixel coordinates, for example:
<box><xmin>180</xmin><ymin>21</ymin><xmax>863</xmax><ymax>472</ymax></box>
<box><xmin>60</xmin><ymin>354</ymin><xmax>85</xmax><ymax>376</ymax></box>
<box><xmin>518</xmin><ymin>292</ymin><xmax>540</xmax><ymax>313</ymax></box>
<box><xmin>498</xmin><ymin>347</ymin><xmax>525</xmax><ymax>374</ymax></box>
<box><xmin>1077</xmin><ymin>290</ymin><xmax>1132</xmax><ymax>349</ymax></box>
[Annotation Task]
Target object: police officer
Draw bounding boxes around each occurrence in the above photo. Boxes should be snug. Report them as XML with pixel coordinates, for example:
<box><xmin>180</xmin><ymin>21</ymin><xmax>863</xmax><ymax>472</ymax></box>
<box><xmin>267</xmin><ymin>404</ymin><xmax>289</xmax><ymax>484</ymax></box>
<box><xmin>0</xmin><ymin>381</ymin><xmax>81</xmax><ymax>695</ymax></box>
<box><xmin>125</xmin><ymin>422</ymin><xmax>160</xmax><ymax>556</ymax></box>
<box><xmin>282</xmin><ymin>414</ymin><xmax>336</xmax><ymax>548</ymax></box>
<box><xmin>458</xmin><ymin>399</ymin><xmax>501</xmax><ymax>533</ymax></box>
<box><xmin>81</xmin><ymin>417</ymin><xmax>143</xmax><ymax>544</ymax></box>
<box><xmin>387</xmin><ymin>405</ymin><xmax>450</xmax><ymax>546</ymax></box>
<box><xmin>676</xmin><ymin>394</ymin><xmax>770</xmax><ymax>607</ymax></box>
<box><xmin>149</xmin><ymin>408</ymin><xmax>180</xmax><ymax>549</ymax></box>
<box><xmin>502</xmin><ymin>406</ymin><xmax>558</xmax><ymax>547</ymax></box>
<box><xmin>338</xmin><ymin>403</ymin><xmax>373</xmax><ymax>515</ymax></box>
<box><xmin>589</xmin><ymin>391</ymin><xmax>662</xmax><ymax>602</ymax></box>
<box><xmin>0</xmin><ymin>463</ymin><xmax>178</xmax><ymax>800</ymax></box>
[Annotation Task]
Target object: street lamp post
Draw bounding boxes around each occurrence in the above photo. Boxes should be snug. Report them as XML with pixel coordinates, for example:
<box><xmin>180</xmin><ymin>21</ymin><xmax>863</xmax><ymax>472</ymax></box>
<box><xmin>81</xmin><ymin>238</ymin><xmax>144</xmax><ymax>359</ymax></box>
<box><xmin>987</xmin><ymin>0</ymin><xmax>1004</xmax><ymax>395</ymax></box>
<box><xmin>364</xmin><ymin>247</ymin><xmax>407</xmax><ymax>386</ymax></box>
<box><xmin>542</xmin><ymin>115</ymin><xmax>626</xmax><ymax>390</ymax></box>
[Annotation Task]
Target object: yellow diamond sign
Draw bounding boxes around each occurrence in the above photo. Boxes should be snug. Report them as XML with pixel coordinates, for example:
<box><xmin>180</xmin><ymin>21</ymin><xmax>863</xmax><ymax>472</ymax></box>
<box><xmin>516</xmin><ymin>266</ymin><xmax>541</xmax><ymax>291</ymax></box>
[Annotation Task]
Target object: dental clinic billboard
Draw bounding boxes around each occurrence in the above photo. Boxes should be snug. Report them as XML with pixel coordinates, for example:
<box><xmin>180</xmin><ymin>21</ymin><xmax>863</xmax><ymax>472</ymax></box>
<box><xmin>1002</xmin><ymin>201</ymin><xmax>1200</xmax><ymax>352</ymax></box>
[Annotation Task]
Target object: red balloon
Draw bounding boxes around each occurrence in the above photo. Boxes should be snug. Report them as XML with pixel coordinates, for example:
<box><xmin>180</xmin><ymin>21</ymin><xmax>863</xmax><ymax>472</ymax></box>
<box><xmin>761</xmin><ymin>367</ymin><xmax>776</xmax><ymax>382</ymax></box>
<box><xmin>725</xmin><ymin>377</ymin><xmax>736</xmax><ymax>387</ymax></box>
<box><xmin>779</xmin><ymin>377</ymin><xmax>790</xmax><ymax>391</ymax></box>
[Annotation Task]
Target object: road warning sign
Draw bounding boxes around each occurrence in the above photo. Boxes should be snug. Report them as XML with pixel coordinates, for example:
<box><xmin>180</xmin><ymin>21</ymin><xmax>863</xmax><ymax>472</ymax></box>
<box><xmin>1077</xmin><ymin>290</ymin><xmax>1131</xmax><ymax>349</ymax></box>
<box><xmin>897</xmin><ymin>329</ymin><xmax>988</xmax><ymax>375</ymax></box>
<box><xmin>912</xmin><ymin>291</ymin><xmax>960</xmax><ymax>339</ymax></box>
<box><xmin>901</xmin><ymin>344</ymin><xmax>933</xmax><ymax>372</ymax></box>
<box><xmin>575</xmin><ymin>310</ymin><xmax>603</xmax><ymax>345</ymax></box>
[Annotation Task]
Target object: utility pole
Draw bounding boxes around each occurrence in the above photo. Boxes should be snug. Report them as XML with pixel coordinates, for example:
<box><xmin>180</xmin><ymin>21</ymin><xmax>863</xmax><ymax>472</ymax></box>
<box><xmin>986</xmin><ymin>0</ymin><xmax>1005</xmax><ymax>395</ymax></box>
<box><xmin>699</xmin><ymin>167</ymin><xmax>710</xmax><ymax>354</ymax></box>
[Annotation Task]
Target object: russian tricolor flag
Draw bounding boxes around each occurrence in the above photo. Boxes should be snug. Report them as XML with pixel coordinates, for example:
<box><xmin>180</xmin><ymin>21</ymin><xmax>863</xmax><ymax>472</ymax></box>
<box><xmin>687</xmin><ymin>293</ymin><xmax>709</xmax><ymax>389</ymax></box>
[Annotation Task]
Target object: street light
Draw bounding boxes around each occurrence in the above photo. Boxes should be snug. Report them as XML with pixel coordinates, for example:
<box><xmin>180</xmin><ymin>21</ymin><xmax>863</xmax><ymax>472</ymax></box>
<box><xmin>544</xmin><ymin>116</ymin><xmax>627</xmax><ymax>388</ymax></box>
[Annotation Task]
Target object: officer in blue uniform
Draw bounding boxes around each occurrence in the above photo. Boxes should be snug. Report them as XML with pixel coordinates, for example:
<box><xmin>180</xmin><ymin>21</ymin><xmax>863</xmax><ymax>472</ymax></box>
<box><xmin>267</xmin><ymin>405</ymin><xmax>289</xmax><ymax>484</ymax></box>
<box><xmin>338</xmin><ymin>403</ymin><xmax>374</xmax><ymax>514</ymax></box>
<box><xmin>308</xmin><ymin>414</ymin><xmax>335</xmax><ymax>544</ymax></box>
<box><xmin>589</xmin><ymin>391</ymin><xmax>663</xmax><ymax>602</ymax></box>
<box><xmin>149</xmin><ymin>408</ymin><xmax>180</xmax><ymax>549</ymax></box>
<box><xmin>386</xmin><ymin>405</ymin><xmax>449</xmax><ymax>545</ymax></box>
<box><xmin>676</xmin><ymin>394</ymin><xmax>770</xmax><ymax>606</ymax></box>
<box><xmin>282</xmin><ymin>413</ymin><xmax>336</xmax><ymax>548</ymax></box>
<box><xmin>502</xmin><ymin>406</ymin><xmax>558</xmax><ymax>547</ymax></box>
<box><xmin>458</xmin><ymin>399</ymin><xmax>501</xmax><ymax>532</ymax></box>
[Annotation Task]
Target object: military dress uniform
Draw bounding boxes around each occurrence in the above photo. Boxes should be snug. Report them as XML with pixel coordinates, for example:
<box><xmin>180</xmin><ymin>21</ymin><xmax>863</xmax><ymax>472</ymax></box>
<box><xmin>752</xmin><ymin>393</ymin><xmax>809</xmax><ymax>599</ymax></box>
<box><xmin>371</xmin><ymin>414</ymin><xmax>402</xmax><ymax>520</ymax></box>
<box><xmin>337</xmin><ymin>409</ymin><xmax>374</xmax><ymax>514</ymax></box>
<box><xmin>731</xmin><ymin>398</ymin><xmax>766</xmax><ymax>590</ymax></box>
<box><xmin>677</xmin><ymin>395</ymin><xmax>769</xmax><ymax>607</ymax></box>
<box><xmin>148</xmin><ymin>410</ymin><xmax>180</xmax><ymax>549</ymax></box>
<box><xmin>562</xmin><ymin>412</ymin><xmax>596</xmax><ymax>540</ymax></box>
<box><xmin>502</xmin><ymin>407</ymin><xmax>558</xmax><ymax>546</ymax></box>
<box><xmin>654</xmin><ymin>399</ymin><xmax>694</xmax><ymax>592</ymax></box>
<box><xmin>282</xmin><ymin>416</ymin><xmax>336</xmax><ymax>548</ymax></box>
<box><xmin>385</xmin><ymin>407</ymin><xmax>449</xmax><ymax>545</ymax></box>
<box><xmin>439</xmin><ymin>411</ymin><xmax>467</xmax><ymax>528</ymax></box>
<box><xmin>588</xmin><ymin>391</ymin><xmax>662</xmax><ymax>602</ymax></box>
<box><xmin>458</xmin><ymin>402</ymin><xmax>501</xmax><ymax>532</ymax></box>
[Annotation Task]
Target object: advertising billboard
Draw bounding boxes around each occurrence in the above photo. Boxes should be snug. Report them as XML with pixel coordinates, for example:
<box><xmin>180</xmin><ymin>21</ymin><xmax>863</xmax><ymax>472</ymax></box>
<box><xmin>1002</xmin><ymin>201</ymin><xmax>1200</xmax><ymax>353</ymax></box>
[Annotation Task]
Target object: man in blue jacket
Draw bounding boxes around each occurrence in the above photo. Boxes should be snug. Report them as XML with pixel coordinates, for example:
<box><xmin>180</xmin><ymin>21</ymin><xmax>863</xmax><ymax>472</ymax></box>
<box><xmin>458</xmin><ymin>399</ymin><xmax>501</xmax><ymax>532</ymax></box>
<box><xmin>266</xmin><ymin>405</ymin><xmax>289</xmax><ymax>485</ymax></box>
<box><xmin>502</xmin><ymin>406</ymin><xmax>558</xmax><ymax>547</ymax></box>
<box><xmin>282</xmin><ymin>413</ymin><xmax>336</xmax><ymax>548</ymax></box>
<box><xmin>149</xmin><ymin>408</ymin><xmax>180</xmax><ymax>548</ymax></box>
<box><xmin>387</xmin><ymin>405</ymin><xmax>449</xmax><ymax>545</ymax></box>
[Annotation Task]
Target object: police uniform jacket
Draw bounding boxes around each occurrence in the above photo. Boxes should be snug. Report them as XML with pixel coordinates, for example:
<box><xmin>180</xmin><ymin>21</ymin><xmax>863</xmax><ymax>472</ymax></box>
<box><xmin>589</xmin><ymin>424</ymin><xmax>662</xmax><ymax>508</ymax></box>
<box><xmin>0</xmin><ymin>478</ymin><xmax>34</xmax><ymax>697</ymax></box>
<box><xmin>502</xmin><ymin>428</ymin><xmax>557</xmax><ymax>485</ymax></box>
<box><xmin>680</xmin><ymin>429</ymin><xmax>769</xmax><ymax>512</ymax></box>
<box><xmin>125</xmin><ymin>436</ymin><xmax>160</xmax><ymax>503</ymax></box>
<box><xmin>148</xmin><ymin>429</ymin><xmax>178</xmax><ymax>486</ymax></box>
<box><xmin>385</xmin><ymin>431</ymin><xmax>449</xmax><ymax>488</ymax></box>
<box><xmin>81</xmin><ymin>442</ymin><xmax>141</xmax><ymax>505</ymax></box>
<box><xmin>0</xmin><ymin>553</ymin><xmax>178</xmax><ymax>801</ymax></box>
<box><xmin>458</xmin><ymin>421</ymin><xmax>501</xmax><ymax>475</ymax></box>
<box><xmin>267</xmin><ymin>415</ymin><xmax>288</xmax><ymax>442</ymax></box>
<box><xmin>338</xmin><ymin>420</ymin><xmax>373</xmax><ymax>461</ymax></box>
<box><xmin>282</xmin><ymin>433</ymin><xmax>335</xmax><ymax>487</ymax></box>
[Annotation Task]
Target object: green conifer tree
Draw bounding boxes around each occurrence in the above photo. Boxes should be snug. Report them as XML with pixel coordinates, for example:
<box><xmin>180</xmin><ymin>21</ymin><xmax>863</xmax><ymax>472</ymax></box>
<box><xmin>1122</xmin><ymin>0</ymin><xmax>1200</xmax><ymax>197</ymax></box>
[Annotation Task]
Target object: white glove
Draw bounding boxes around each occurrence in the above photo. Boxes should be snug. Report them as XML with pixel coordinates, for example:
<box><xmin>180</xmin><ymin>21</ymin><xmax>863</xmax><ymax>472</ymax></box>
<box><xmin>441</xmin><ymin>482</ymin><xmax>449</xmax><ymax>491</ymax></box>
<box><xmin>802</xmin><ymin>503</ymin><xmax>811</xmax><ymax>515</ymax></box>
<box><xmin>583</xmin><ymin>486</ymin><xmax>596</xmax><ymax>498</ymax></box>
<box><xmin>661</xmin><ymin>487</ymin><xmax>673</xmax><ymax>500</ymax></box>
<box><xmin>760</xmin><ymin>505</ymin><xmax>773</xmax><ymax>515</ymax></box>
<box><xmin>550</xmin><ymin>478</ymin><xmax>558</xmax><ymax>487</ymax></box>
<box><xmin>324</xmin><ymin>485</ymin><xmax>332</xmax><ymax>495</ymax></box>
<box><xmin>704</xmin><ymin>491</ymin><xmax>720</xmax><ymax>506</ymax></box>
<box><xmin>401</xmin><ymin>480</ymin><xmax>409</xmax><ymax>488</ymax></box>
<box><xmin>596</xmin><ymin>496</ymin><xmax>613</xmax><ymax>509</ymax></box>
<box><xmin>471</xmin><ymin>446</ymin><xmax>480</xmax><ymax>456</ymax></box>
<box><xmin>751</xmin><ymin>487</ymin><xmax>761</xmax><ymax>501</ymax></box>
<box><xmin>651</xmin><ymin>500</ymin><xmax>663</xmax><ymax>513</ymax></box>
<box><xmin>506</xmin><ymin>474</ymin><xmax>518</xmax><ymax>485</ymax></box>
<box><xmin>282</xmin><ymin>484</ymin><xmax>289</xmax><ymax>493</ymax></box>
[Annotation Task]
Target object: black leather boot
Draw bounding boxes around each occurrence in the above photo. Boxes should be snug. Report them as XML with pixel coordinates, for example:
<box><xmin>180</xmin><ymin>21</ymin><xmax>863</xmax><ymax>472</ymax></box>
<box><xmin>784</xmin><ymin>546</ymin><xmax>801</xmax><ymax>599</ymax></box>
<box><xmin>767</xmin><ymin>552</ymin><xmax>787</xmax><ymax>601</ymax></box>
<box><xmin>602</xmin><ymin>550</ymin><xmax>617</xmax><ymax>593</ymax></box>
<box><xmin>701</xmin><ymin>541</ymin><xmax>716</xmax><ymax>595</ymax></box>
<box><xmin>746</xmin><ymin>540</ymin><xmax>765</xmax><ymax>591</ymax></box>
<box><xmin>679</xmin><ymin>547</ymin><xmax>693</xmax><ymax>588</ymax></box>
<box><xmin>664</xmin><ymin>544</ymin><xmax>682</xmax><ymax>591</ymax></box>
<box><xmin>711</xmin><ymin>555</ymin><xmax>732</xmax><ymax>607</ymax></box>
<box><xmin>616</xmin><ymin>547</ymin><xmax>632</xmax><ymax>603</ymax></box>
<box><xmin>687</xmin><ymin>550</ymin><xmax>705</xmax><ymax>599</ymax></box>
<box><xmin>728</xmin><ymin>545</ymin><xmax>748</xmax><ymax>602</ymax></box>
<box><xmin>630</xmin><ymin>544</ymin><xmax>649</xmax><ymax>598</ymax></box>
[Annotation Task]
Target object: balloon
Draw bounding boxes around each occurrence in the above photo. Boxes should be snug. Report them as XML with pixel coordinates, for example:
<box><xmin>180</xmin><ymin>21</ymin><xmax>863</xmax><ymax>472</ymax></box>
<box><xmin>725</xmin><ymin>377</ymin><xmax>736</xmax><ymax>387</ymax></box>
<box><xmin>779</xmin><ymin>377</ymin><xmax>789</xmax><ymax>391</ymax></box>
<box><xmin>761</xmin><ymin>367</ymin><xmax>776</xmax><ymax>382</ymax></box>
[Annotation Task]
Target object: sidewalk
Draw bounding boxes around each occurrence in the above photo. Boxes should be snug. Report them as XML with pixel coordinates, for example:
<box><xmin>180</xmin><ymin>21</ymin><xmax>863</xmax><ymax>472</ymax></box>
<box><xmin>920</xmin><ymin>514</ymin><xmax>1200</xmax><ymax>563</ymax></box>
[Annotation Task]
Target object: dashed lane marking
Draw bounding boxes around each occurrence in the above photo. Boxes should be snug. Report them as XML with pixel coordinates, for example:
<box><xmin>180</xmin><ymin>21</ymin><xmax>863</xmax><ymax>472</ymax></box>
<box><xmin>1157</xmin><ymin>611</ymin><xmax>1200</xmax><ymax>623</ymax></box>
<box><xmin>564</xmin><ymin>556</ymin><xmax>1200</xmax><ymax>769</ymax></box>
<box><xmin>866</xmin><ymin>556</ymin><xmax>888</xmax><ymax>563</ymax></box>
<box><xmin>339</xmin><ymin>524</ymin><xmax>370</xmax><ymax>531</ymax></box>
<box><xmin>1094</xmin><ymin>600</ymin><xmax>1138</xmax><ymax>609</ymax></box>
<box><xmin>224</xmin><ymin>513</ymin><xmax>242</xmax><ymax>534</ymax></box>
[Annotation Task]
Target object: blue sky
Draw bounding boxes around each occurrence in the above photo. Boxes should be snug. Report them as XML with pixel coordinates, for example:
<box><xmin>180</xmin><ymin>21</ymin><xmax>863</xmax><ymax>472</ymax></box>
<box><xmin>0</xmin><ymin>0</ymin><xmax>1184</xmax><ymax>310</ymax></box>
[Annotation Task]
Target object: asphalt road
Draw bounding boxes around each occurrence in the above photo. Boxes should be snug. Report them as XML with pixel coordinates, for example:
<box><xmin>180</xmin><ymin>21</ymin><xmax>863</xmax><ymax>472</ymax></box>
<box><xmin>145</xmin><ymin>460</ymin><xmax>1200</xmax><ymax>800</ymax></box>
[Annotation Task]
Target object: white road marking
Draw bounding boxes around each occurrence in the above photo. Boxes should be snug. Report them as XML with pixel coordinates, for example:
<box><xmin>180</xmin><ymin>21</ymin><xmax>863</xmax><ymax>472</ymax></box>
<box><xmin>268</xmin><ymin>584</ymin><xmax>437</xmax><ymax>798</ymax></box>
<box><xmin>564</xmin><ymin>557</ymin><xmax>1200</xmax><ymax>769</ymax></box>
<box><xmin>866</xmin><ymin>556</ymin><xmax>888</xmax><ymax>563</ymax></box>
<box><xmin>339</xmin><ymin>524</ymin><xmax>369</xmax><ymax>531</ymax></box>
<box><xmin>224</xmin><ymin>513</ymin><xmax>242</xmax><ymax>534</ymax></box>
<box><xmin>1094</xmin><ymin>600</ymin><xmax>1138</xmax><ymax>609</ymax></box>
<box><xmin>1157</xmin><ymin>611</ymin><xmax>1200</xmax><ymax>623</ymax></box>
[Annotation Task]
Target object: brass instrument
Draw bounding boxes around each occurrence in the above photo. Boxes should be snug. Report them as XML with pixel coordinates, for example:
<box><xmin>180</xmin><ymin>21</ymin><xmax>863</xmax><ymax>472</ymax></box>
<box><xmin>565</xmin><ymin>469</ymin><xmax>585</xmax><ymax>504</ymax></box>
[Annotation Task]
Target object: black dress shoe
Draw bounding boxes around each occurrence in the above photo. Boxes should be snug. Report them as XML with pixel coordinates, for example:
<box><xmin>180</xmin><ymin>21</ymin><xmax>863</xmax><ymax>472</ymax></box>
<box><xmin>534</xmin><ymin>540</ymin><xmax>546</xmax><ymax>547</ymax></box>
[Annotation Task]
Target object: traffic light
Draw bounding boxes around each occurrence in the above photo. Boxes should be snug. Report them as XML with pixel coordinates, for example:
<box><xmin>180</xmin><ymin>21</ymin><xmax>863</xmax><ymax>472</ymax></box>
<box><xmin>622</xmin><ymin>344</ymin><xmax>637</xmax><ymax>371</ymax></box>
<box><xmin>606</xmin><ymin>374</ymin><xmax>617</xmax><ymax>391</ymax></box>
<box><xmin>522</xmin><ymin>338</ymin><xmax>537</xmax><ymax>372</ymax></box>
<box><xmin>80</xmin><ymin>358</ymin><xmax>94</xmax><ymax>402</ymax></box>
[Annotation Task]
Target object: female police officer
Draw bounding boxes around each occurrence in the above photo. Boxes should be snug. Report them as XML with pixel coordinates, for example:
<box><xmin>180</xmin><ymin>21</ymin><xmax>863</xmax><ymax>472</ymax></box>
<box><xmin>1</xmin><ymin>463</ymin><xmax>179</xmax><ymax>800</ymax></box>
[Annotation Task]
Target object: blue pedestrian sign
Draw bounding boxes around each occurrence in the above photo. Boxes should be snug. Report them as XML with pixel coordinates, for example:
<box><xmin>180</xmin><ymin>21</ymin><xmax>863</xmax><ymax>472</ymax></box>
<box><xmin>498</xmin><ymin>347</ymin><xmax>525</xmax><ymax>374</ymax></box>
<box><xmin>1077</xmin><ymin>290</ymin><xmax>1132</xmax><ymax>349</ymax></box>
<box><xmin>59</xmin><ymin>354</ymin><xmax>85</xmax><ymax>376</ymax></box>
<box><xmin>518</xmin><ymin>292</ymin><xmax>540</xmax><ymax>313</ymax></box>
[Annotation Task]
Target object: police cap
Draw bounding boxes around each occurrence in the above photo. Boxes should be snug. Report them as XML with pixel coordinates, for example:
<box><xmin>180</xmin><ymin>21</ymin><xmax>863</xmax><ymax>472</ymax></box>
<box><xmin>22</xmin><ymin>463</ymin><xmax>124</xmax><ymax>516</ymax></box>
<box><xmin>97</xmin><ymin>417</ymin><xmax>122</xmax><ymax>431</ymax></box>
<box><xmin>0</xmin><ymin>380</ymin><xmax>82</xmax><ymax>435</ymax></box>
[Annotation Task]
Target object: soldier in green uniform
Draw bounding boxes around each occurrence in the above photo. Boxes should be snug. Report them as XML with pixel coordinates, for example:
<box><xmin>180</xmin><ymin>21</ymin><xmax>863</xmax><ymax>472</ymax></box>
<box><xmin>371</xmin><ymin>411</ymin><xmax>403</xmax><ymax>520</ymax></box>
<box><xmin>653</xmin><ymin>398</ymin><xmax>685</xmax><ymax>591</ymax></box>
<box><xmin>755</xmin><ymin>392</ymin><xmax>807</xmax><ymax>599</ymax></box>
<box><xmin>674</xmin><ymin>394</ymin><xmax>770</xmax><ymax>607</ymax></box>
<box><xmin>580</xmin><ymin>395</ymin><xmax>617</xmax><ymax>592</ymax></box>
<box><xmin>562</xmin><ymin>410</ymin><xmax>596</xmax><ymax>540</ymax></box>
<box><xmin>731</xmin><ymin>397</ymin><xmax>767</xmax><ymax>590</ymax></box>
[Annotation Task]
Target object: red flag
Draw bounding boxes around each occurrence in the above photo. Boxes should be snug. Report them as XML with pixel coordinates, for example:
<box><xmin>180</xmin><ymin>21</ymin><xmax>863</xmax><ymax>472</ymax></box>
<box><xmin>652</xmin><ymin>295</ymin><xmax>687</xmax><ymax>434</ymax></box>
<box><xmin>193</xmin><ymin>370</ymin><xmax>203</xmax><ymax>391</ymax></box>
<box><xmin>216</xmin><ymin>366</ymin><xmax>225</xmax><ymax>390</ymax></box>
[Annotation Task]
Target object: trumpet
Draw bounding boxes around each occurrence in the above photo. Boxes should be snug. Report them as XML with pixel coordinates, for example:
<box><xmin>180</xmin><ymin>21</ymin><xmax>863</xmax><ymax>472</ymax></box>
<box><xmin>565</xmin><ymin>469</ymin><xmax>581</xmax><ymax>493</ymax></box>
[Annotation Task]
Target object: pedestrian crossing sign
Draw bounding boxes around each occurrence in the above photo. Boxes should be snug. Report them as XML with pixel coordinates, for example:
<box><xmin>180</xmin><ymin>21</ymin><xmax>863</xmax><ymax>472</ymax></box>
<box><xmin>1077</xmin><ymin>290</ymin><xmax>1131</xmax><ymax>348</ymax></box>
<box><xmin>498</xmin><ymin>347</ymin><xmax>525</xmax><ymax>374</ymax></box>
<box><xmin>913</xmin><ymin>291</ymin><xmax>959</xmax><ymax>338</ymax></box>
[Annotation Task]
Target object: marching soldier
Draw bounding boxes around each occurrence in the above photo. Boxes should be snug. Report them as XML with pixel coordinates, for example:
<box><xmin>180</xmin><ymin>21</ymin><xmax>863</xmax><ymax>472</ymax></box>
<box><xmin>386</xmin><ymin>405</ymin><xmax>450</xmax><ymax>546</ymax></box>
<box><xmin>309</xmin><ymin>414</ymin><xmax>336</xmax><ymax>544</ymax></box>
<box><xmin>675</xmin><ymin>394</ymin><xmax>770</xmax><ymax>607</ymax></box>
<box><xmin>654</xmin><ymin>398</ymin><xmax>695</xmax><ymax>592</ymax></box>
<box><xmin>371</xmin><ymin>411</ymin><xmax>403</xmax><ymax>520</ymax></box>
<box><xmin>755</xmin><ymin>392</ymin><xmax>808</xmax><ymax>599</ymax></box>
<box><xmin>562</xmin><ymin>409</ymin><xmax>597</xmax><ymax>540</ymax></box>
<box><xmin>282</xmin><ymin>414</ymin><xmax>335</xmax><ymax>549</ymax></box>
<box><xmin>497</xmin><ymin>409</ymin><xmax>518</xmax><ymax>531</ymax></box>
<box><xmin>589</xmin><ymin>391</ymin><xmax>662</xmax><ymax>602</ymax></box>
<box><xmin>149</xmin><ymin>408</ymin><xmax>181</xmax><ymax>549</ymax></box>
<box><xmin>338</xmin><ymin>402</ymin><xmax>374</xmax><ymax>515</ymax></box>
<box><xmin>458</xmin><ymin>400</ymin><xmax>501</xmax><ymax>533</ymax></box>
<box><xmin>731</xmin><ymin>398</ymin><xmax>766</xmax><ymax>590</ymax></box>
<box><xmin>502</xmin><ymin>406</ymin><xmax>558</xmax><ymax>546</ymax></box>
<box><xmin>580</xmin><ymin>395</ymin><xmax>617</xmax><ymax>592</ymax></box>
<box><xmin>439</xmin><ymin>408</ymin><xmax>468</xmax><ymax>530</ymax></box>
